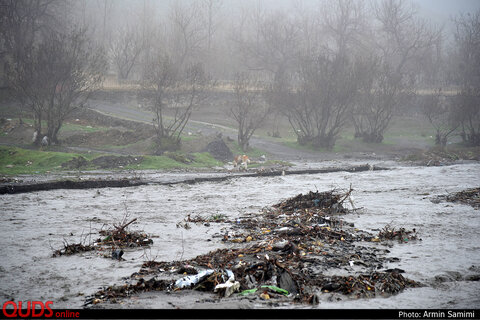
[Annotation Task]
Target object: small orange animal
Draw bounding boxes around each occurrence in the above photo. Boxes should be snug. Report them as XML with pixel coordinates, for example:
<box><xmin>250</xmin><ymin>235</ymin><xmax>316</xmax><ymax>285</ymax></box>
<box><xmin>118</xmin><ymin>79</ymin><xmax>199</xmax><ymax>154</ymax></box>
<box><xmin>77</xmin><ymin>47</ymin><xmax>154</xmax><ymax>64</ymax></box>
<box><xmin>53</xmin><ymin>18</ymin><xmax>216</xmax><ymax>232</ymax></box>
<box><xmin>233</xmin><ymin>155</ymin><xmax>250</xmax><ymax>170</ymax></box>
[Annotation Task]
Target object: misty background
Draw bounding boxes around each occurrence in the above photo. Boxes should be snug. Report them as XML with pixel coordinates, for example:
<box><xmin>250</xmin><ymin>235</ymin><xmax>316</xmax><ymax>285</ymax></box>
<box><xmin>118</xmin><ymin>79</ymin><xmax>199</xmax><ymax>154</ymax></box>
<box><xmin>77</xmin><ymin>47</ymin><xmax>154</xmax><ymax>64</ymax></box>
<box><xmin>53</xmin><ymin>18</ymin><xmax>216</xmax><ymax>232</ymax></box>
<box><xmin>1</xmin><ymin>0</ymin><xmax>479</xmax><ymax>153</ymax></box>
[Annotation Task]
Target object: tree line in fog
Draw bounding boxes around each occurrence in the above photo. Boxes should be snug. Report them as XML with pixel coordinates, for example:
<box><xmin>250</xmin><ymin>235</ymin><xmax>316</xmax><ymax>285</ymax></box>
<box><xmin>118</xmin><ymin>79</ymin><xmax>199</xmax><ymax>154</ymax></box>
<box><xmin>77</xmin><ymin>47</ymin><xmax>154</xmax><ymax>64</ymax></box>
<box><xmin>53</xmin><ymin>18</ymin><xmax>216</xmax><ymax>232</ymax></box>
<box><xmin>0</xmin><ymin>0</ymin><xmax>479</xmax><ymax>151</ymax></box>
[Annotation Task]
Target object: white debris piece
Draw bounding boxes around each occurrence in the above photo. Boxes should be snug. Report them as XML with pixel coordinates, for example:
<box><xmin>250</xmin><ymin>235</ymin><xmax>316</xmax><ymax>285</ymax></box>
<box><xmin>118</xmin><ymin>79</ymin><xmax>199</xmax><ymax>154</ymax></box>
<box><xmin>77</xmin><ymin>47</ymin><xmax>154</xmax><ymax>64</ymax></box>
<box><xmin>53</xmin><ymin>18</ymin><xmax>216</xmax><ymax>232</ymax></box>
<box><xmin>41</xmin><ymin>135</ymin><xmax>49</xmax><ymax>146</ymax></box>
<box><xmin>214</xmin><ymin>275</ymin><xmax>240</xmax><ymax>298</ymax></box>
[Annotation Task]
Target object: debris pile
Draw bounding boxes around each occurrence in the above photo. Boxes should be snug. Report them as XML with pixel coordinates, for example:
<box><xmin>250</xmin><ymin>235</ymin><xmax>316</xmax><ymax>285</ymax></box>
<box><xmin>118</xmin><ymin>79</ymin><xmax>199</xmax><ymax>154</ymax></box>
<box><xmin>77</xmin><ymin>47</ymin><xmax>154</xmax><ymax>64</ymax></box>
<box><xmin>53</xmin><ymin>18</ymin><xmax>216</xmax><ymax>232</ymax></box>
<box><xmin>273</xmin><ymin>189</ymin><xmax>351</xmax><ymax>214</ymax></box>
<box><xmin>97</xmin><ymin>218</ymin><xmax>153</xmax><ymax>248</ymax></box>
<box><xmin>53</xmin><ymin>217</ymin><xmax>152</xmax><ymax>259</ymax></box>
<box><xmin>313</xmin><ymin>271</ymin><xmax>417</xmax><ymax>298</ymax></box>
<box><xmin>445</xmin><ymin>187</ymin><xmax>480</xmax><ymax>209</ymax></box>
<box><xmin>404</xmin><ymin>147</ymin><xmax>480</xmax><ymax>166</ymax></box>
<box><xmin>85</xmin><ymin>278</ymin><xmax>171</xmax><ymax>305</ymax></box>
<box><xmin>376</xmin><ymin>225</ymin><xmax>419</xmax><ymax>243</ymax></box>
<box><xmin>86</xmin><ymin>188</ymin><xmax>421</xmax><ymax>306</ymax></box>
<box><xmin>53</xmin><ymin>242</ymin><xmax>95</xmax><ymax>257</ymax></box>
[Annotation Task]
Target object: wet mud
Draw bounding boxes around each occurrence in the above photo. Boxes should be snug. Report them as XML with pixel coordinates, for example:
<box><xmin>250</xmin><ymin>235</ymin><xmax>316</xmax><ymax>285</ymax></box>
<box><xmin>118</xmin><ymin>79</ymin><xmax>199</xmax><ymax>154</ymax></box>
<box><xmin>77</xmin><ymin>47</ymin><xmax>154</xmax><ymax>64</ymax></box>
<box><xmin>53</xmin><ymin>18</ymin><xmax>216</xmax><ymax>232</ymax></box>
<box><xmin>0</xmin><ymin>162</ymin><xmax>479</xmax><ymax>309</ymax></box>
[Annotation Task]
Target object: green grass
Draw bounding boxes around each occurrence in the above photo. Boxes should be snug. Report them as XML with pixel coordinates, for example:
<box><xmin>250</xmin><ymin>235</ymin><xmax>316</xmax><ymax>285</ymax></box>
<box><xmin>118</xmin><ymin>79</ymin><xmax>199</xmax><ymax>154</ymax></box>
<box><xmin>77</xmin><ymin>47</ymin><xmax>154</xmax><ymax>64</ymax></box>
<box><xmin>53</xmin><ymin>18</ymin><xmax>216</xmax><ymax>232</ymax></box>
<box><xmin>227</xmin><ymin>141</ymin><xmax>268</xmax><ymax>158</ymax></box>
<box><xmin>21</xmin><ymin>118</ymin><xmax>108</xmax><ymax>133</ymax></box>
<box><xmin>0</xmin><ymin>146</ymin><xmax>94</xmax><ymax>175</ymax></box>
<box><xmin>100</xmin><ymin>141</ymin><xmax>143</xmax><ymax>151</ymax></box>
<box><xmin>277</xmin><ymin>116</ymin><xmax>437</xmax><ymax>153</ymax></box>
<box><xmin>180</xmin><ymin>133</ymin><xmax>201</xmax><ymax>142</ymax></box>
<box><xmin>125</xmin><ymin>152</ymin><xmax>221</xmax><ymax>170</ymax></box>
<box><xmin>0</xmin><ymin>146</ymin><xmax>223</xmax><ymax>175</ymax></box>
<box><xmin>60</xmin><ymin>122</ymin><xmax>108</xmax><ymax>133</ymax></box>
<box><xmin>191</xmin><ymin>152</ymin><xmax>223</xmax><ymax>167</ymax></box>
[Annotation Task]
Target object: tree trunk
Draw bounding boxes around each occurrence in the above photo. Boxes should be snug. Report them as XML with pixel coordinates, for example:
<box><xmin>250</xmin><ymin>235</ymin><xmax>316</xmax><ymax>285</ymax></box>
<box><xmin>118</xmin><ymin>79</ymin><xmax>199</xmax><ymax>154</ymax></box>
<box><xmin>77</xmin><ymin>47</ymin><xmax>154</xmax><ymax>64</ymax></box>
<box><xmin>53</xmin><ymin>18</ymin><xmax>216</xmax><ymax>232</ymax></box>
<box><xmin>33</xmin><ymin>113</ymin><xmax>42</xmax><ymax>145</ymax></box>
<box><xmin>238</xmin><ymin>132</ymin><xmax>249</xmax><ymax>152</ymax></box>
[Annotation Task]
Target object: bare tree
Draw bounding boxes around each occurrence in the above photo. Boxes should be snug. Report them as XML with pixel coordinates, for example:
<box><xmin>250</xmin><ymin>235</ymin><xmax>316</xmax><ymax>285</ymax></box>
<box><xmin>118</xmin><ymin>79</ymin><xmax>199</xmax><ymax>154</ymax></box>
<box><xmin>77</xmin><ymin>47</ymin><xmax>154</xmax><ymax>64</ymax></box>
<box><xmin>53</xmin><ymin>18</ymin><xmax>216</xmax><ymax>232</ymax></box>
<box><xmin>274</xmin><ymin>53</ymin><xmax>358</xmax><ymax>149</ymax></box>
<box><xmin>421</xmin><ymin>89</ymin><xmax>459</xmax><ymax>147</ymax></box>
<box><xmin>0</xmin><ymin>0</ymin><xmax>58</xmax><ymax>58</ymax></box>
<box><xmin>7</xmin><ymin>27</ymin><xmax>107</xmax><ymax>144</ymax></box>
<box><xmin>322</xmin><ymin>0</ymin><xmax>367</xmax><ymax>58</ymax></box>
<box><xmin>140</xmin><ymin>54</ymin><xmax>176</xmax><ymax>151</ymax></box>
<box><xmin>351</xmin><ymin>55</ymin><xmax>408</xmax><ymax>143</ymax></box>
<box><xmin>201</xmin><ymin>0</ymin><xmax>222</xmax><ymax>53</ymax></box>
<box><xmin>140</xmin><ymin>53</ymin><xmax>213</xmax><ymax>154</ymax></box>
<box><xmin>110</xmin><ymin>25</ymin><xmax>144</xmax><ymax>80</ymax></box>
<box><xmin>452</xmin><ymin>10</ymin><xmax>480</xmax><ymax>146</ymax></box>
<box><xmin>232</xmin><ymin>7</ymin><xmax>300</xmax><ymax>82</ymax></box>
<box><xmin>0</xmin><ymin>0</ymin><xmax>64</xmax><ymax>92</ymax></box>
<box><xmin>169</xmin><ymin>1</ymin><xmax>206</xmax><ymax>67</ymax></box>
<box><xmin>229</xmin><ymin>72</ymin><xmax>270</xmax><ymax>152</ymax></box>
<box><xmin>267</xmin><ymin>0</ymin><xmax>364</xmax><ymax>149</ymax></box>
<box><xmin>351</xmin><ymin>0</ymin><xmax>442</xmax><ymax>143</ymax></box>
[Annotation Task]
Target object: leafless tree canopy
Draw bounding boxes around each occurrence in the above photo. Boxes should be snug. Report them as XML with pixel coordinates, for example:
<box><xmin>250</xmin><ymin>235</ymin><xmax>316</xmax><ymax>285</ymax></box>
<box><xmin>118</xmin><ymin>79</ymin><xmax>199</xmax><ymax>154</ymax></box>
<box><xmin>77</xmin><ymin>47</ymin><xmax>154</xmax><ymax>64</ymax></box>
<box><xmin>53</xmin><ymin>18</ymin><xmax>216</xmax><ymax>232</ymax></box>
<box><xmin>6</xmin><ymin>25</ymin><xmax>106</xmax><ymax>144</ymax></box>
<box><xmin>1</xmin><ymin>0</ymin><xmax>478</xmax><ymax>149</ymax></box>
<box><xmin>110</xmin><ymin>25</ymin><xmax>144</xmax><ymax>80</ymax></box>
<box><xmin>453</xmin><ymin>11</ymin><xmax>480</xmax><ymax>146</ymax></box>
<box><xmin>421</xmin><ymin>89</ymin><xmax>460</xmax><ymax>147</ymax></box>
<box><xmin>349</xmin><ymin>0</ymin><xmax>442</xmax><ymax>143</ymax></box>
<box><xmin>139</xmin><ymin>51</ymin><xmax>213</xmax><ymax>153</ymax></box>
<box><xmin>229</xmin><ymin>72</ymin><xmax>270</xmax><ymax>152</ymax></box>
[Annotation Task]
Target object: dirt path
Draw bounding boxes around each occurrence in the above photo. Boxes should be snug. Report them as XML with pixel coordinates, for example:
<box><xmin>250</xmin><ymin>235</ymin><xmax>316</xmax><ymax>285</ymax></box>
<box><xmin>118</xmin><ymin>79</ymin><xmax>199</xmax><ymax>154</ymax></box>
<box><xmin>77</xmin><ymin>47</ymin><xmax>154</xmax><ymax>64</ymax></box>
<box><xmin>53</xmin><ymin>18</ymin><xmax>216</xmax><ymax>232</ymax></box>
<box><xmin>88</xmin><ymin>101</ymin><xmax>394</xmax><ymax>162</ymax></box>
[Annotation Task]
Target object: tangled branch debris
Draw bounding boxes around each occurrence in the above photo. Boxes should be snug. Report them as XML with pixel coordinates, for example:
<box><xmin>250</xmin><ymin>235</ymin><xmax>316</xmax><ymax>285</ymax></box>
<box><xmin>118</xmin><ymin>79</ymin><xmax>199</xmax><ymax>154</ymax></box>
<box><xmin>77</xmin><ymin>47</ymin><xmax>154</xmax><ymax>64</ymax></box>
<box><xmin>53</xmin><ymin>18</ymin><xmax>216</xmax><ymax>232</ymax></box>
<box><xmin>97</xmin><ymin>218</ymin><xmax>153</xmax><ymax>248</ymax></box>
<box><xmin>445</xmin><ymin>187</ymin><xmax>480</xmax><ymax>209</ymax></box>
<box><xmin>377</xmin><ymin>225</ymin><xmax>419</xmax><ymax>243</ymax></box>
<box><xmin>52</xmin><ymin>217</ymin><xmax>152</xmax><ymax>258</ymax></box>
<box><xmin>52</xmin><ymin>241</ymin><xmax>95</xmax><ymax>257</ymax></box>
<box><xmin>86</xmin><ymin>188</ymin><xmax>421</xmax><ymax>306</ymax></box>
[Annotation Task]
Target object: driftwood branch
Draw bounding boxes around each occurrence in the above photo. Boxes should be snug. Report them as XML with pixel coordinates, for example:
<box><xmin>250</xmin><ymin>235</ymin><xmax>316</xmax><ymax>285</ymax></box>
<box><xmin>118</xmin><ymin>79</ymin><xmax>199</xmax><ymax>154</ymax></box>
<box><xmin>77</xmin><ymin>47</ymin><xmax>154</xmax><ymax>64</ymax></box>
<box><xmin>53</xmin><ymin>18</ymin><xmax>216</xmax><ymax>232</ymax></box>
<box><xmin>115</xmin><ymin>218</ymin><xmax>137</xmax><ymax>233</ymax></box>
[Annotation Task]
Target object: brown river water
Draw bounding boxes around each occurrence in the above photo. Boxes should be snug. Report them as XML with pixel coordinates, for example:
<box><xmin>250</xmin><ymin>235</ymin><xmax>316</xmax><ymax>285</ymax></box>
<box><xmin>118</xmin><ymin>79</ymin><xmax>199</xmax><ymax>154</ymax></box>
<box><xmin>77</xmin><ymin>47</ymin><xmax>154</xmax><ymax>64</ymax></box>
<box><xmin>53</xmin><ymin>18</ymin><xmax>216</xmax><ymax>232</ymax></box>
<box><xmin>0</xmin><ymin>162</ymin><xmax>479</xmax><ymax>309</ymax></box>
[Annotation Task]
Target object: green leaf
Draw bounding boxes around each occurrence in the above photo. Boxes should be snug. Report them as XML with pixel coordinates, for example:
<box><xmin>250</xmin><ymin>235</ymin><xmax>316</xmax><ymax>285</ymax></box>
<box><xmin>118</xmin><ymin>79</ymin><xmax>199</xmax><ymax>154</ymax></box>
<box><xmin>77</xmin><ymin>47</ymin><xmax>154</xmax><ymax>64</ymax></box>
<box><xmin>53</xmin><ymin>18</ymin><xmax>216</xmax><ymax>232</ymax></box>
<box><xmin>261</xmin><ymin>285</ymin><xmax>289</xmax><ymax>296</ymax></box>
<box><xmin>238</xmin><ymin>288</ymin><xmax>258</xmax><ymax>296</ymax></box>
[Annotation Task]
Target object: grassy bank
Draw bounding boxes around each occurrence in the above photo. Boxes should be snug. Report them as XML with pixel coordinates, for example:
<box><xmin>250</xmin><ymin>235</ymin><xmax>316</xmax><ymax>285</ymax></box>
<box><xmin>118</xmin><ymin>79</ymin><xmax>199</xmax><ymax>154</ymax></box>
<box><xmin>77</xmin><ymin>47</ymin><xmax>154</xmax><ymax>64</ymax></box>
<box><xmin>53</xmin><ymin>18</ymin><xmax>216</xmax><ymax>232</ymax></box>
<box><xmin>20</xmin><ymin>118</ymin><xmax>109</xmax><ymax>134</ymax></box>
<box><xmin>0</xmin><ymin>146</ymin><xmax>223</xmax><ymax>175</ymax></box>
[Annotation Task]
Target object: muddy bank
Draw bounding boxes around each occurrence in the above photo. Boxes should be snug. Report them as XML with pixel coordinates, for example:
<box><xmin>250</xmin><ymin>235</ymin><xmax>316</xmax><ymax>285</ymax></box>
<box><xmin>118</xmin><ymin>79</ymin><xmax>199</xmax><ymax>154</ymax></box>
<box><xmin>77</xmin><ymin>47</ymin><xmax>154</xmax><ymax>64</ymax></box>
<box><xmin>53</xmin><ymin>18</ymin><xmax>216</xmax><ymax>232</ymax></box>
<box><xmin>0</xmin><ymin>178</ymin><xmax>145</xmax><ymax>195</ymax></box>
<box><xmin>0</xmin><ymin>164</ymin><xmax>384</xmax><ymax>194</ymax></box>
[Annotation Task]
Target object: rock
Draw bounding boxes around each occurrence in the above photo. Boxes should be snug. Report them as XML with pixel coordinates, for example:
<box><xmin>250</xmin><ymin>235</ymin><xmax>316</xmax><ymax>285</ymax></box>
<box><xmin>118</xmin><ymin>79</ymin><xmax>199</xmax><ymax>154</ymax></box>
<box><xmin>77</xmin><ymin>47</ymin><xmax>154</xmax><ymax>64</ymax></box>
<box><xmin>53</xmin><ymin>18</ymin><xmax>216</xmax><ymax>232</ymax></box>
<box><xmin>203</xmin><ymin>139</ymin><xmax>233</xmax><ymax>161</ymax></box>
<box><xmin>112</xmin><ymin>249</ymin><xmax>124</xmax><ymax>260</ymax></box>
<box><xmin>322</xmin><ymin>283</ymin><xmax>341</xmax><ymax>292</ymax></box>
<box><xmin>278</xmin><ymin>270</ymin><xmax>298</xmax><ymax>294</ymax></box>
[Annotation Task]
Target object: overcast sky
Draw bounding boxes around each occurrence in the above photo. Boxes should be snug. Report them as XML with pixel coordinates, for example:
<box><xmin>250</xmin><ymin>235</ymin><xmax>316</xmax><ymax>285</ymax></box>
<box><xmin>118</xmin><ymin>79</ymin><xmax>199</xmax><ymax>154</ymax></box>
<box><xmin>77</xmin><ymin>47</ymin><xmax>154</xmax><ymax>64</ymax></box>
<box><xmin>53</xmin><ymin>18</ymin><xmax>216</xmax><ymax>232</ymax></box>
<box><xmin>409</xmin><ymin>0</ymin><xmax>479</xmax><ymax>41</ymax></box>
<box><xmin>413</xmin><ymin>0</ymin><xmax>480</xmax><ymax>23</ymax></box>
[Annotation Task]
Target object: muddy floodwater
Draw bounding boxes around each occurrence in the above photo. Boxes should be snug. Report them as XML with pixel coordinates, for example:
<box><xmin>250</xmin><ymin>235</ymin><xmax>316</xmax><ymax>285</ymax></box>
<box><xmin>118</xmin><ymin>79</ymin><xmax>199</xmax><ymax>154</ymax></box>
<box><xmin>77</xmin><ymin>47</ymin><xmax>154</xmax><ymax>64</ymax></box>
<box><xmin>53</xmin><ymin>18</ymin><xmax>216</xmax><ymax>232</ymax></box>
<box><xmin>0</xmin><ymin>162</ymin><xmax>479</xmax><ymax>309</ymax></box>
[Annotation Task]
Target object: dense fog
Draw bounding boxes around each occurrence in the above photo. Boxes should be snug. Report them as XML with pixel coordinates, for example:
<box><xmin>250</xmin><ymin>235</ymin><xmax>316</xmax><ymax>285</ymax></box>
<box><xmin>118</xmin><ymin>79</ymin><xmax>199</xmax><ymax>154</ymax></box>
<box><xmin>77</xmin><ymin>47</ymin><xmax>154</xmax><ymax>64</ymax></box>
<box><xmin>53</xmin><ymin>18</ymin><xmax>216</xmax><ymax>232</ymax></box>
<box><xmin>1</xmin><ymin>0</ymin><xmax>479</xmax><ymax>150</ymax></box>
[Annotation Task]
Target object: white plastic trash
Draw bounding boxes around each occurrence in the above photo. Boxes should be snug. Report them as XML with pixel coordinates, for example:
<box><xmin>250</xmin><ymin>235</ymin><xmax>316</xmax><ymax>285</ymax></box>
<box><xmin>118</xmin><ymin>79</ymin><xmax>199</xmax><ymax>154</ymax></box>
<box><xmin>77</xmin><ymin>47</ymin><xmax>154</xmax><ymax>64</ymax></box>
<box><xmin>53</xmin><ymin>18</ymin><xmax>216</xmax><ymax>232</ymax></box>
<box><xmin>214</xmin><ymin>275</ymin><xmax>240</xmax><ymax>297</ymax></box>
